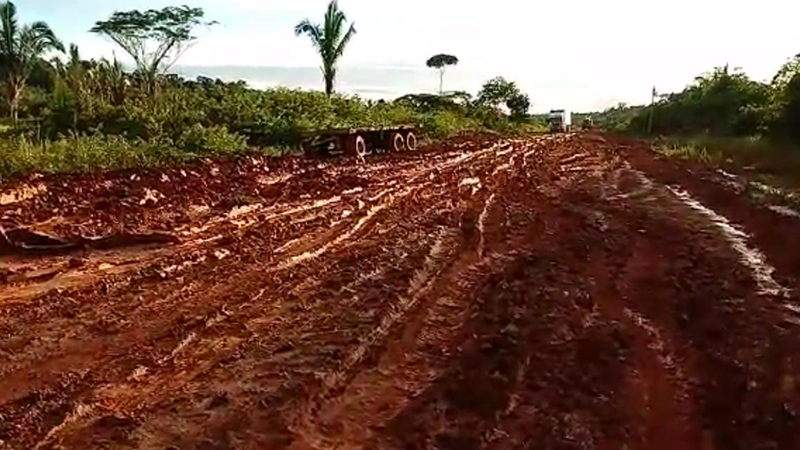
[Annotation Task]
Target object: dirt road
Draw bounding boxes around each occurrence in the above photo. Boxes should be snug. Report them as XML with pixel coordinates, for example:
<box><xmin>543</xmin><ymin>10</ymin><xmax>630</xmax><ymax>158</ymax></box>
<box><xmin>2</xmin><ymin>134</ymin><xmax>800</xmax><ymax>449</ymax></box>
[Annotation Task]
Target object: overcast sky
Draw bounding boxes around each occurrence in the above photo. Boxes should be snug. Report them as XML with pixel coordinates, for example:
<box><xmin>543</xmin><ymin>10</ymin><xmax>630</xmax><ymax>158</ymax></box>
<box><xmin>21</xmin><ymin>0</ymin><xmax>800</xmax><ymax>111</ymax></box>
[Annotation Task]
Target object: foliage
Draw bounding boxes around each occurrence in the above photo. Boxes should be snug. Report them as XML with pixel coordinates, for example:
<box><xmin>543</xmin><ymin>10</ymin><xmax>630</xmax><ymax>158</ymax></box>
<box><xmin>772</xmin><ymin>54</ymin><xmax>800</xmax><ymax>92</ymax></box>
<box><xmin>0</xmin><ymin>133</ymin><xmax>173</xmax><ymax>180</ymax></box>
<box><xmin>477</xmin><ymin>77</ymin><xmax>518</xmax><ymax>108</ymax></box>
<box><xmin>653</xmin><ymin>135</ymin><xmax>800</xmax><ymax>197</ymax></box>
<box><xmin>419</xmin><ymin>109</ymin><xmax>480</xmax><ymax>138</ymax></box>
<box><xmin>591</xmin><ymin>103</ymin><xmax>645</xmax><ymax>132</ymax></box>
<box><xmin>632</xmin><ymin>66</ymin><xmax>770</xmax><ymax>136</ymax></box>
<box><xmin>0</xmin><ymin>5</ymin><xmax>539</xmax><ymax>181</ymax></box>
<box><xmin>175</xmin><ymin>124</ymin><xmax>247</xmax><ymax>155</ymax></box>
<box><xmin>426</xmin><ymin>54</ymin><xmax>459</xmax><ymax>70</ymax></box>
<box><xmin>0</xmin><ymin>69</ymin><xmax>538</xmax><ymax>180</ymax></box>
<box><xmin>0</xmin><ymin>1</ymin><xmax>64</xmax><ymax>120</ymax></box>
<box><xmin>506</xmin><ymin>93</ymin><xmax>530</xmax><ymax>119</ymax></box>
<box><xmin>426</xmin><ymin>54</ymin><xmax>459</xmax><ymax>94</ymax></box>
<box><xmin>295</xmin><ymin>1</ymin><xmax>356</xmax><ymax>96</ymax></box>
<box><xmin>91</xmin><ymin>6</ymin><xmax>215</xmax><ymax>91</ymax></box>
<box><xmin>654</xmin><ymin>137</ymin><xmax>727</xmax><ymax>165</ymax></box>
<box><xmin>768</xmin><ymin>55</ymin><xmax>800</xmax><ymax>140</ymax></box>
<box><xmin>477</xmin><ymin>77</ymin><xmax>530</xmax><ymax>120</ymax></box>
<box><xmin>395</xmin><ymin>91</ymin><xmax>471</xmax><ymax>113</ymax></box>
<box><xmin>772</xmin><ymin>74</ymin><xmax>800</xmax><ymax>140</ymax></box>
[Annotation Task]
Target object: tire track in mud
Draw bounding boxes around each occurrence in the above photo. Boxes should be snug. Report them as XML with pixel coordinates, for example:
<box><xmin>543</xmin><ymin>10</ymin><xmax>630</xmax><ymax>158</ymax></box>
<box><xmin>109</xmin><ymin>139</ymin><xmax>524</xmax><ymax>448</ymax></box>
<box><xmin>0</xmin><ymin>138</ymin><xmax>524</xmax><ymax>449</ymax></box>
<box><xmin>3</xmin><ymin>134</ymin><xmax>800</xmax><ymax>449</ymax></box>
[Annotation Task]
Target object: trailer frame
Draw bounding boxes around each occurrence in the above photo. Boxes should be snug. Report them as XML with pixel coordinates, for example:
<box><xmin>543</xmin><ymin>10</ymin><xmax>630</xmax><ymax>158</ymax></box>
<box><xmin>302</xmin><ymin>125</ymin><xmax>418</xmax><ymax>158</ymax></box>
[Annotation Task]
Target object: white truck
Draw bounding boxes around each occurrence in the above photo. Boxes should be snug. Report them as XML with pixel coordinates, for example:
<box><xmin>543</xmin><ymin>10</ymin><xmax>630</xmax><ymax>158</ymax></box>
<box><xmin>547</xmin><ymin>109</ymin><xmax>572</xmax><ymax>133</ymax></box>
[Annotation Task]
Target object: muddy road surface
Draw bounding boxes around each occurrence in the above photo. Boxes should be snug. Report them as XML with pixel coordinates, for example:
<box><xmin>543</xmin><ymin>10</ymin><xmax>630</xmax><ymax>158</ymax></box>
<box><xmin>2</xmin><ymin>134</ymin><xmax>800</xmax><ymax>449</ymax></box>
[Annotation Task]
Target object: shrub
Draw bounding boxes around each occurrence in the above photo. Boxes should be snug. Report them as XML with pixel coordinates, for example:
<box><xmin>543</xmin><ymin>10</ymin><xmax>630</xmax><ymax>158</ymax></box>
<box><xmin>0</xmin><ymin>134</ymin><xmax>182</xmax><ymax>180</ymax></box>
<box><xmin>420</xmin><ymin>110</ymin><xmax>481</xmax><ymax>138</ymax></box>
<box><xmin>175</xmin><ymin>124</ymin><xmax>247</xmax><ymax>155</ymax></box>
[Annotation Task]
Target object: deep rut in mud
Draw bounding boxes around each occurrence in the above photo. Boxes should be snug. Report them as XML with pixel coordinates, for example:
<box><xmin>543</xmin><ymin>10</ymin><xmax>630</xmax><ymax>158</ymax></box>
<box><xmin>1</xmin><ymin>134</ymin><xmax>800</xmax><ymax>449</ymax></box>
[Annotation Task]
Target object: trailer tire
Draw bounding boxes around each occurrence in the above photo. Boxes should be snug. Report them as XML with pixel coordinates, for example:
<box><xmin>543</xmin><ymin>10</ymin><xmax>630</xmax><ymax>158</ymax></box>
<box><xmin>355</xmin><ymin>135</ymin><xmax>369</xmax><ymax>158</ymax></box>
<box><xmin>405</xmin><ymin>132</ymin><xmax>418</xmax><ymax>151</ymax></box>
<box><xmin>390</xmin><ymin>132</ymin><xmax>406</xmax><ymax>152</ymax></box>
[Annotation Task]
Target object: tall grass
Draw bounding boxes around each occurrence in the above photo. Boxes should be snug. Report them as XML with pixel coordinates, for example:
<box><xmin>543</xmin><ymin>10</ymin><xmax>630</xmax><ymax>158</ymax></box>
<box><xmin>654</xmin><ymin>136</ymin><xmax>800</xmax><ymax>170</ymax></box>
<box><xmin>0</xmin><ymin>127</ymin><xmax>247</xmax><ymax>181</ymax></box>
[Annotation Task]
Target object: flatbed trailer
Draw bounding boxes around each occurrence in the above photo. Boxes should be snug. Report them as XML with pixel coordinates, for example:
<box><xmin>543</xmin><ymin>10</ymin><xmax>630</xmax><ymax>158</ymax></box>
<box><xmin>302</xmin><ymin>125</ymin><xmax>418</xmax><ymax>158</ymax></box>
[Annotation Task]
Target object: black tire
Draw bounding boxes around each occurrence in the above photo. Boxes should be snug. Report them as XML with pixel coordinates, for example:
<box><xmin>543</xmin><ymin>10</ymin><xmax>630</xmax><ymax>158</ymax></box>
<box><xmin>390</xmin><ymin>132</ymin><xmax>406</xmax><ymax>152</ymax></box>
<box><xmin>405</xmin><ymin>132</ymin><xmax>418</xmax><ymax>151</ymax></box>
<box><xmin>355</xmin><ymin>135</ymin><xmax>369</xmax><ymax>158</ymax></box>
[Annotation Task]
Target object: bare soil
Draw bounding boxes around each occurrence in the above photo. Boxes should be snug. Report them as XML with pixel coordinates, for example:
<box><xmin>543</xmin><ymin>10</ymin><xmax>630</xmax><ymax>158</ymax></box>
<box><xmin>1</xmin><ymin>134</ymin><xmax>799</xmax><ymax>449</ymax></box>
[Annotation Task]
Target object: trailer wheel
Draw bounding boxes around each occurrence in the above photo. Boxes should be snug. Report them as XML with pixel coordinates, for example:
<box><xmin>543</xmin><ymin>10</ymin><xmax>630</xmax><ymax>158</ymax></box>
<box><xmin>355</xmin><ymin>135</ymin><xmax>369</xmax><ymax>158</ymax></box>
<box><xmin>405</xmin><ymin>132</ymin><xmax>418</xmax><ymax>151</ymax></box>
<box><xmin>390</xmin><ymin>132</ymin><xmax>406</xmax><ymax>152</ymax></box>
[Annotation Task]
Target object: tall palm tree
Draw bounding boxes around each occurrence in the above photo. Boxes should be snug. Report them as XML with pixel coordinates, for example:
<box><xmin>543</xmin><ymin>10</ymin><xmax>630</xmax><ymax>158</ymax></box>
<box><xmin>0</xmin><ymin>1</ymin><xmax>63</xmax><ymax>121</ymax></box>
<box><xmin>93</xmin><ymin>56</ymin><xmax>128</xmax><ymax>105</ymax></box>
<box><xmin>53</xmin><ymin>44</ymin><xmax>86</xmax><ymax>94</ymax></box>
<box><xmin>295</xmin><ymin>1</ymin><xmax>356</xmax><ymax>96</ymax></box>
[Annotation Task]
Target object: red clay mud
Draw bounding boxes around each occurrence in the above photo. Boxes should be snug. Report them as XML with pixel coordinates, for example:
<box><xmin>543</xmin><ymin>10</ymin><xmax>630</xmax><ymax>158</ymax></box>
<box><xmin>1</xmin><ymin>134</ymin><xmax>799</xmax><ymax>449</ymax></box>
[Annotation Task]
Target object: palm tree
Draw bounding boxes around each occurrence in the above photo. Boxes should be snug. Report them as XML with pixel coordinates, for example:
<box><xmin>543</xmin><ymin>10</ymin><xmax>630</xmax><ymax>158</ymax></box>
<box><xmin>93</xmin><ymin>56</ymin><xmax>128</xmax><ymax>105</ymax></box>
<box><xmin>53</xmin><ymin>44</ymin><xmax>86</xmax><ymax>94</ymax></box>
<box><xmin>0</xmin><ymin>1</ymin><xmax>64</xmax><ymax>121</ymax></box>
<box><xmin>295</xmin><ymin>1</ymin><xmax>356</xmax><ymax>96</ymax></box>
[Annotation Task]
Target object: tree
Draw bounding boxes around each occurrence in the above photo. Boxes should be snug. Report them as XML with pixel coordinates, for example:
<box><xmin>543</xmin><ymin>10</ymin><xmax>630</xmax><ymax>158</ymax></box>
<box><xmin>776</xmin><ymin>74</ymin><xmax>800</xmax><ymax>140</ymax></box>
<box><xmin>0</xmin><ymin>1</ymin><xmax>63</xmax><ymax>121</ymax></box>
<box><xmin>477</xmin><ymin>77</ymin><xmax>520</xmax><ymax>109</ymax></box>
<box><xmin>51</xmin><ymin>44</ymin><xmax>87</xmax><ymax>128</ymax></box>
<box><xmin>53</xmin><ymin>44</ymin><xmax>87</xmax><ymax>95</ymax></box>
<box><xmin>772</xmin><ymin>54</ymin><xmax>800</xmax><ymax>92</ymax></box>
<box><xmin>477</xmin><ymin>76</ymin><xmax>531</xmax><ymax>119</ymax></box>
<box><xmin>295</xmin><ymin>1</ymin><xmax>356</xmax><ymax>96</ymax></box>
<box><xmin>92</xmin><ymin>56</ymin><xmax>128</xmax><ymax>105</ymax></box>
<box><xmin>768</xmin><ymin>56</ymin><xmax>800</xmax><ymax>140</ymax></box>
<box><xmin>91</xmin><ymin>6</ymin><xmax>215</xmax><ymax>92</ymax></box>
<box><xmin>507</xmin><ymin>93</ymin><xmax>530</xmax><ymax>119</ymax></box>
<box><xmin>631</xmin><ymin>66</ymin><xmax>769</xmax><ymax>136</ymax></box>
<box><xmin>426</xmin><ymin>54</ymin><xmax>458</xmax><ymax>95</ymax></box>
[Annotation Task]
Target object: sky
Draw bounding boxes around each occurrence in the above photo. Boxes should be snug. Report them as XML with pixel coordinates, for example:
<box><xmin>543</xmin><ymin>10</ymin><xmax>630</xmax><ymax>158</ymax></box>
<box><xmin>20</xmin><ymin>0</ymin><xmax>800</xmax><ymax>112</ymax></box>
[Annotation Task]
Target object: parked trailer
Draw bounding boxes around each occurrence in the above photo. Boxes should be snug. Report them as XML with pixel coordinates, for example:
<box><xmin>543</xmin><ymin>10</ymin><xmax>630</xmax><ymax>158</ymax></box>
<box><xmin>302</xmin><ymin>125</ymin><xmax>418</xmax><ymax>158</ymax></box>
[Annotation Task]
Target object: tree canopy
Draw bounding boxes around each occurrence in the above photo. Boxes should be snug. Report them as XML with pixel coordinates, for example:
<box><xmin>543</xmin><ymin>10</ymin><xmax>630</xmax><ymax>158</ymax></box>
<box><xmin>91</xmin><ymin>6</ymin><xmax>215</xmax><ymax>89</ymax></box>
<box><xmin>506</xmin><ymin>92</ymin><xmax>530</xmax><ymax>119</ymax></box>
<box><xmin>772</xmin><ymin>54</ymin><xmax>800</xmax><ymax>91</ymax></box>
<box><xmin>476</xmin><ymin>77</ymin><xmax>530</xmax><ymax>120</ymax></box>
<box><xmin>426</xmin><ymin>54</ymin><xmax>459</xmax><ymax>70</ymax></box>
<box><xmin>478</xmin><ymin>77</ymin><xmax>519</xmax><ymax>107</ymax></box>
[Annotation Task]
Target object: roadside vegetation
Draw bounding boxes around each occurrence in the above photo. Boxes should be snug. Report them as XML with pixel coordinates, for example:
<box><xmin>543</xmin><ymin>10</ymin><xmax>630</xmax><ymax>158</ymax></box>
<box><xmin>594</xmin><ymin>59</ymin><xmax>800</xmax><ymax>142</ymax></box>
<box><xmin>590</xmin><ymin>57</ymin><xmax>800</xmax><ymax>189</ymax></box>
<box><xmin>0</xmin><ymin>1</ymin><xmax>538</xmax><ymax>182</ymax></box>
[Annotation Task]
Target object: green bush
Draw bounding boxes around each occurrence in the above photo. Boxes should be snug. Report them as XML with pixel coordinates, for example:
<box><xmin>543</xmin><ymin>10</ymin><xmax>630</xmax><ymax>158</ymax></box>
<box><xmin>175</xmin><ymin>124</ymin><xmax>247</xmax><ymax>155</ymax></box>
<box><xmin>0</xmin><ymin>133</ymin><xmax>182</xmax><ymax>180</ymax></box>
<box><xmin>420</xmin><ymin>110</ymin><xmax>481</xmax><ymax>138</ymax></box>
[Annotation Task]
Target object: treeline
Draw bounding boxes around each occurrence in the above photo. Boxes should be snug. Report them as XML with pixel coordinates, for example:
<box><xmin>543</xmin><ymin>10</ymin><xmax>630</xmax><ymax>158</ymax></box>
<box><xmin>1</xmin><ymin>70</ymin><xmax>536</xmax><ymax>179</ymax></box>
<box><xmin>593</xmin><ymin>56</ymin><xmax>800</xmax><ymax>141</ymax></box>
<box><xmin>0</xmin><ymin>2</ymin><xmax>538</xmax><ymax>180</ymax></box>
<box><xmin>14</xmin><ymin>56</ymin><xmax>536</xmax><ymax>146</ymax></box>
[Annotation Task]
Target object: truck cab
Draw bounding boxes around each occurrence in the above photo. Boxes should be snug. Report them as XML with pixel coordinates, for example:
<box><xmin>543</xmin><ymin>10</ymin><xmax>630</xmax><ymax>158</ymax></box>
<box><xmin>547</xmin><ymin>109</ymin><xmax>572</xmax><ymax>133</ymax></box>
